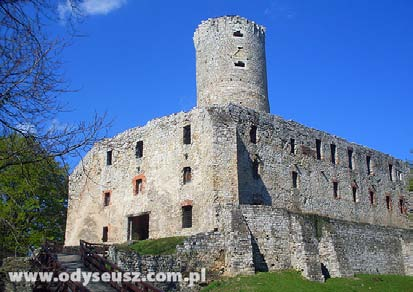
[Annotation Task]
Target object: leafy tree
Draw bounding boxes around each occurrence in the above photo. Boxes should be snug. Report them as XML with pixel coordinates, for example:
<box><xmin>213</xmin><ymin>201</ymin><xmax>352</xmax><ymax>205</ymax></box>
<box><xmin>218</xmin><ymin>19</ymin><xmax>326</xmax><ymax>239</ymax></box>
<box><xmin>0</xmin><ymin>135</ymin><xmax>67</xmax><ymax>258</ymax></box>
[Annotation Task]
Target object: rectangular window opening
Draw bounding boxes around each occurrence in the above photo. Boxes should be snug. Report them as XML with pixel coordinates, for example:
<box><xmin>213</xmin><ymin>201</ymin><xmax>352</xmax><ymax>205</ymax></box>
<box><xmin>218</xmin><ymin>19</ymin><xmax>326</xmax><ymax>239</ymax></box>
<box><xmin>290</xmin><ymin>138</ymin><xmax>295</xmax><ymax>154</ymax></box>
<box><xmin>183</xmin><ymin>167</ymin><xmax>192</xmax><ymax>184</ymax></box>
<box><xmin>106</xmin><ymin>150</ymin><xmax>112</xmax><ymax>165</ymax></box>
<box><xmin>333</xmin><ymin>182</ymin><xmax>338</xmax><ymax>199</ymax></box>
<box><xmin>399</xmin><ymin>198</ymin><xmax>405</xmax><ymax>214</ymax></box>
<box><xmin>292</xmin><ymin>171</ymin><xmax>298</xmax><ymax>188</ymax></box>
<box><xmin>369</xmin><ymin>191</ymin><xmax>375</xmax><ymax>205</ymax></box>
<box><xmin>330</xmin><ymin>144</ymin><xmax>336</xmax><ymax>165</ymax></box>
<box><xmin>233</xmin><ymin>30</ymin><xmax>243</xmax><ymax>37</ymax></box>
<box><xmin>135</xmin><ymin>179</ymin><xmax>143</xmax><ymax>195</ymax></box>
<box><xmin>183</xmin><ymin>125</ymin><xmax>191</xmax><ymax>144</ymax></box>
<box><xmin>102</xmin><ymin>226</ymin><xmax>108</xmax><ymax>243</ymax></box>
<box><xmin>366</xmin><ymin>156</ymin><xmax>371</xmax><ymax>175</ymax></box>
<box><xmin>250</xmin><ymin>125</ymin><xmax>257</xmax><ymax>144</ymax></box>
<box><xmin>352</xmin><ymin>186</ymin><xmax>357</xmax><ymax>203</ymax></box>
<box><xmin>234</xmin><ymin>61</ymin><xmax>245</xmax><ymax>67</ymax></box>
<box><xmin>252</xmin><ymin>160</ymin><xmax>260</xmax><ymax>179</ymax></box>
<box><xmin>396</xmin><ymin>170</ymin><xmax>402</xmax><ymax>181</ymax></box>
<box><xmin>136</xmin><ymin>141</ymin><xmax>143</xmax><ymax>158</ymax></box>
<box><xmin>348</xmin><ymin>149</ymin><xmax>353</xmax><ymax>170</ymax></box>
<box><xmin>389</xmin><ymin>164</ymin><xmax>393</xmax><ymax>181</ymax></box>
<box><xmin>386</xmin><ymin>195</ymin><xmax>391</xmax><ymax>210</ymax></box>
<box><xmin>316</xmin><ymin>139</ymin><xmax>322</xmax><ymax>160</ymax></box>
<box><xmin>104</xmin><ymin>192</ymin><xmax>111</xmax><ymax>207</ymax></box>
<box><xmin>182</xmin><ymin>206</ymin><xmax>193</xmax><ymax>228</ymax></box>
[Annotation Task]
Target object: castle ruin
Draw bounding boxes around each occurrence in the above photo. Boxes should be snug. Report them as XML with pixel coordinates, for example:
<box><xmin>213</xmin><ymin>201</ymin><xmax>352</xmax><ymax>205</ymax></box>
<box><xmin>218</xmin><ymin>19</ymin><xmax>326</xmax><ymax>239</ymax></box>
<box><xmin>65</xmin><ymin>16</ymin><xmax>413</xmax><ymax>281</ymax></box>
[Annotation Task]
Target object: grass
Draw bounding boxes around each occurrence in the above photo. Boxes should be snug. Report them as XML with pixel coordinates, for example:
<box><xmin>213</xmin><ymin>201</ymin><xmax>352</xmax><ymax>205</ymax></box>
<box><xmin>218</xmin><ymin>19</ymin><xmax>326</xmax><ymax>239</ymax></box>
<box><xmin>122</xmin><ymin>236</ymin><xmax>186</xmax><ymax>255</ymax></box>
<box><xmin>202</xmin><ymin>270</ymin><xmax>413</xmax><ymax>292</ymax></box>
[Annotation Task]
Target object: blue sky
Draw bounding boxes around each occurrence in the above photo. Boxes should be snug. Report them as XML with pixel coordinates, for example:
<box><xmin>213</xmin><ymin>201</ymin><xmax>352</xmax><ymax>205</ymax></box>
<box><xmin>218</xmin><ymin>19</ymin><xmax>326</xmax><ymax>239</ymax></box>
<box><xmin>55</xmin><ymin>0</ymin><xmax>413</xmax><ymax>164</ymax></box>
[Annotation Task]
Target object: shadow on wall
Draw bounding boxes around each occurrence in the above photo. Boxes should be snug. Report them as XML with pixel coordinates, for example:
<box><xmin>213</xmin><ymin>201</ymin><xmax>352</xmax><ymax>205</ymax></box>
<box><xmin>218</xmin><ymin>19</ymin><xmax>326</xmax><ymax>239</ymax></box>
<box><xmin>236</xmin><ymin>131</ymin><xmax>272</xmax><ymax>272</ymax></box>
<box><xmin>237</xmin><ymin>131</ymin><xmax>272</xmax><ymax>206</ymax></box>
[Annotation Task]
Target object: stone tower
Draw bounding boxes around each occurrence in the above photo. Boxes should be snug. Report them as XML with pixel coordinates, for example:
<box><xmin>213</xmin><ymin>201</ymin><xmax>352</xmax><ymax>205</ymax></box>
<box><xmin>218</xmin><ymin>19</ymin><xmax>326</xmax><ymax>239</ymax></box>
<box><xmin>193</xmin><ymin>16</ymin><xmax>270</xmax><ymax>113</ymax></box>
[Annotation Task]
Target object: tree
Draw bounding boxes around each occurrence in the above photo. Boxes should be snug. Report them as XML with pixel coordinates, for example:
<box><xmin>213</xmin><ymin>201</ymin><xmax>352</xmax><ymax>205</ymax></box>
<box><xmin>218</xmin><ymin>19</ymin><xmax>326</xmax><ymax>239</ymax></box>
<box><xmin>0</xmin><ymin>135</ymin><xmax>67</xmax><ymax>257</ymax></box>
<box><xmin>0</xmin><ymin>1</ymin><xmax>109</xmax><ymax>257</ymax></box>
<box><xmin>0</xmin><ymin>0</ymin><xmax>108</xmax><ymax>170</ymax></box>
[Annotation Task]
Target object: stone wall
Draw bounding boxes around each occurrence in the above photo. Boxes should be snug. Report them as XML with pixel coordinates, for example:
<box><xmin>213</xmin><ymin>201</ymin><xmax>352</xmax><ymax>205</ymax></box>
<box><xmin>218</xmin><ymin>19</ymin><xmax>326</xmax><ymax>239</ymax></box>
<box><xmin>208</xmin><ymin>104</ymin><xmax>410</xmax><ymax>229</ymax></box>
<box><xmin>325</xmin><ymin>219</ymin><xmax>406</xmax><ymax>275</ymax></box>
<box><xmin>241</xmin><ymin>205</ymin><xmax>413</xmax><ymax>280</ymax></box>
<box><xmin>108</xmin><ymin>232</ymin><xmax>228</xmax><ymax>291</ymax></box>
<box><xmin>106</xmin><ymin>204</ymin><xmax>412</xmax><ymax>290</ymax></box>
<box><xmin>66</xmin><ymin>103</ymin><xmax>410</xmax><ymax>245</ymax></box>
<box><xmin>65</xmin><ymin>108</ymin><xmax>219</xmax><ymax>245</ymax></box>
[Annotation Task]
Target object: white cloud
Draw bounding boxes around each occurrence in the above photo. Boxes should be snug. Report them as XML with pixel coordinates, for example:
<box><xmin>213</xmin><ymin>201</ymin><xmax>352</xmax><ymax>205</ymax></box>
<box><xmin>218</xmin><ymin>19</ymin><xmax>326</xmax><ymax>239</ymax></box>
<box><xmin>16</xmin><ymin>123</ymin><xmax>37</xmax><ymax>135</ymax></box>
<box><xmin>80</xmin><ymin>0</ymin><xmax>127</xmax><ymax>15</ymax></box>
<box><xmin>58</xmin><ymin>0</ymin><xmax>126</xmax><ymax>20</ymax></box>
<box><xmin>49</xmin><ymin>119</ymin><xmax>69</xmax><ymax>132</ymax></box>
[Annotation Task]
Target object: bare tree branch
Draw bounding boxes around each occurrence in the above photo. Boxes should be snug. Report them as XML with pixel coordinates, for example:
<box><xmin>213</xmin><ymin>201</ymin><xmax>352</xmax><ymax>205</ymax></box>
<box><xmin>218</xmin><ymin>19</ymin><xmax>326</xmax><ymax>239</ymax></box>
<box><xmin>0</xmin><ymin>0</ymin><xmax>110</xmax><ymax>169</ymax></box>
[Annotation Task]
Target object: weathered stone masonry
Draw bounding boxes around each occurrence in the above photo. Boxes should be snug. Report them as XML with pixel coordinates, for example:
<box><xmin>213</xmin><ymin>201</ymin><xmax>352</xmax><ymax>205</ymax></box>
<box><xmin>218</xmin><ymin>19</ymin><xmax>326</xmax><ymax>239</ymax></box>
<box><xmin>65</xmin><ymin>15</ymin><xmax>412</xmax><ymax>281</ymax></box>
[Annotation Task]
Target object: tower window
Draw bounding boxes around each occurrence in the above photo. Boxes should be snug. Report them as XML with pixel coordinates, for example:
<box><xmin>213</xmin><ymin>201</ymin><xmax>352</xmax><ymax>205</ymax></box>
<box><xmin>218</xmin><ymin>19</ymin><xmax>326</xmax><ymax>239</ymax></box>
<box><xmin>292</xmin><ymin>171</ymin><xmax>298</xmax><ymax>188</ymax></box>
<box><xmin>233</xmin><ymin>30</ymin><xmax>243</xmax><ymax>37</ymax></box>
<box><xmin>250</xmin><ymin>125</ymin><xmax>257</xmax><ymax>144</ymax></box>
<box><xmin>183</xmin><ymin>167</ymin><xmax>192</xmax><ymax>184</ymax></box>
<box><xmin>136</xmin><ymin>141</ymin><xmax>143</xmax><ymax>158</ymax></box>
<box><xmin>348</xmin><ymin>148</ymin><xmax>353</xmax><ymax>170</ymax></box>
<box><xmin>183</xmin><ymin>125</ymin><xmax>191</xmax><ymax>144</ymax></box>
<box><xmin>103</xmin><ymin>192</ymin><xmax>111</xmax><ymax>207</ymax></box>
<box><xmin>290</xmin><ymin>138</ymin><xmax>295</xmax><ymax>154</ymax></box>
<box><xmin>234</xmin><ymin>61</ymin><xmax>245</xmax><ymax>67</ymax></box>
<box><xmin>182</xmin><ymin>206</ymin><xmax>193</xmax><ymax>228</ymax></box>
<box><xmin>333</xmin><ymin>182</ymin><xmax>339</xmax><ymax>199</ymax></box>
<box><xmin>106</xmin><ymin>150</ymin><xmax>112</xmax><ymax>165</ymax></box>
<box><xmin>389</xmin><ymin>164</ymin><xmax>393</xmax><ymax>181</ymax></box>
<box><xmin>330</xmin><ymin>144</ymin><xmax>336</xmax><ymax>165</ymax></box>
<box><xmin>316</xmin><ymin>139</ymin><xmax>322</xmax><ymax>160</ymax></box>
<box><xmin>366</xmin><ymin>155</ymin><xmax>371</xmax><ymax>175</ymax></box>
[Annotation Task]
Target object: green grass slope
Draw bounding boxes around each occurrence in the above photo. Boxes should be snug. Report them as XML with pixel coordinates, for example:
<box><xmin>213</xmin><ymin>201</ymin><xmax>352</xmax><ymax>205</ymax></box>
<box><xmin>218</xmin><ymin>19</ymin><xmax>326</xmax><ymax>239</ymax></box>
<box><xmin>122</xmin><ymin>236</ymin><xmax>186</xmax><ymax>255</ymax></box>
<box><xmin>202</xmin><ymin>270</ymin><xmax>413</xmax><ymax>292</ymax></box>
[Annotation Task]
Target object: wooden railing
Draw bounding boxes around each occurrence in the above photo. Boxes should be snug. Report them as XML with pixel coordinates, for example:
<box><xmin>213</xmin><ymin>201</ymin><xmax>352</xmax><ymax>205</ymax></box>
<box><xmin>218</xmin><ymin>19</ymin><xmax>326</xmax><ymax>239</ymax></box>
<box><xmin>36</xmin><ymin>241</ymin><xmax>90</xmax><ymax>292</ymax></box>
<box><xmin>80</xmin><ymin>240</ymin><xmax>163</xmax><ymax>292</ymax></box>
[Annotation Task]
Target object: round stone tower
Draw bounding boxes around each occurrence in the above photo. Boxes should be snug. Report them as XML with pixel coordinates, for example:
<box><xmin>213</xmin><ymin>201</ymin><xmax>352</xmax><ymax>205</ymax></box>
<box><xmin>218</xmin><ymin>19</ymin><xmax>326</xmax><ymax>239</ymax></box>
<box><xmin>193</xmin><ymin>16</ymin><xmax>270</xmax><ymax>113</ymax></box>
